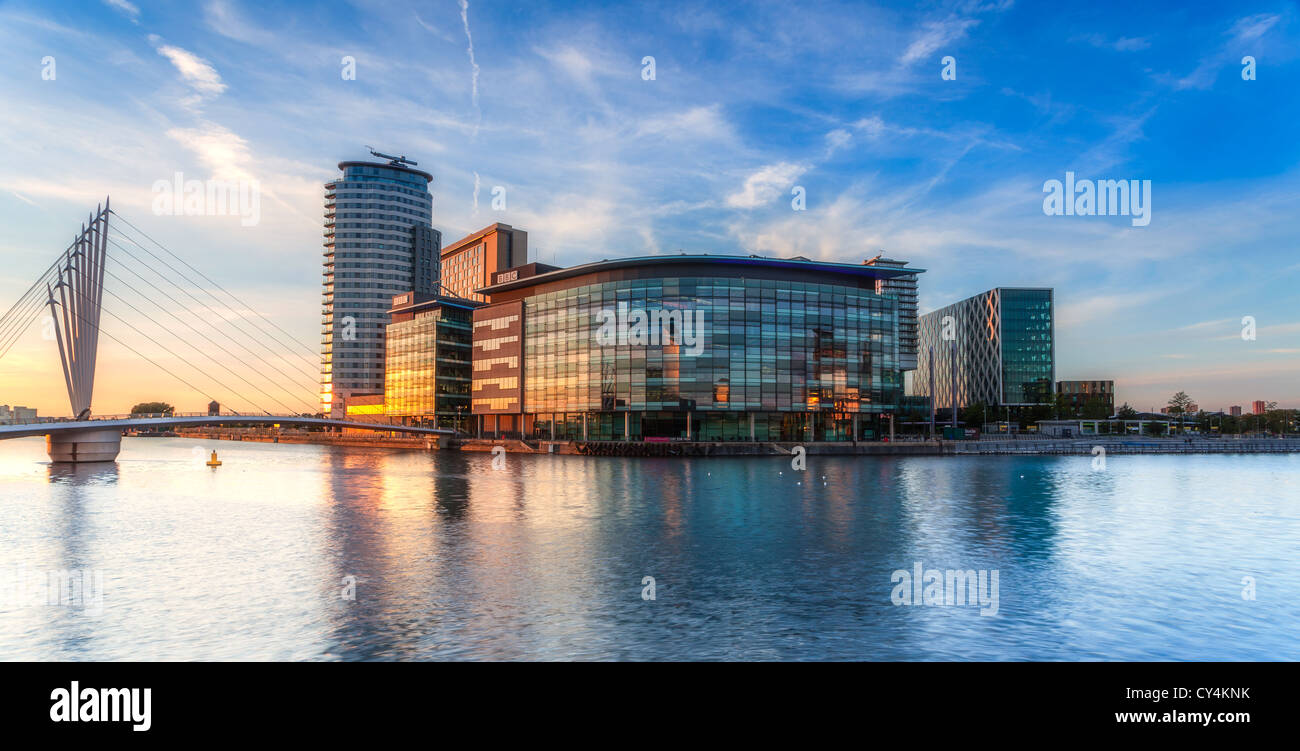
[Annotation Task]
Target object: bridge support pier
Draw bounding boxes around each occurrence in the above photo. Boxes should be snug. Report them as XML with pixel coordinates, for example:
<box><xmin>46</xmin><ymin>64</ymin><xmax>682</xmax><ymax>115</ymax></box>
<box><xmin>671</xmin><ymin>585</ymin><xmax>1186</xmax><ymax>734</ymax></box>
<box><xmin>46</xmin><ymin>428</ymin><xmax>121</xmax><ymax>463</ymax></box>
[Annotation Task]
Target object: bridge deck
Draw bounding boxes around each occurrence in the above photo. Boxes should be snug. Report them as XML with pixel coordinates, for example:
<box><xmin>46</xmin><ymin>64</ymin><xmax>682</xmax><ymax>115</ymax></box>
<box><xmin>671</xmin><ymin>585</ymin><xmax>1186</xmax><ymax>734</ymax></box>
<box><xmin>0</xmin><ymin>415</ymin><xmax>454</xmax><ymax>440</ymax></box>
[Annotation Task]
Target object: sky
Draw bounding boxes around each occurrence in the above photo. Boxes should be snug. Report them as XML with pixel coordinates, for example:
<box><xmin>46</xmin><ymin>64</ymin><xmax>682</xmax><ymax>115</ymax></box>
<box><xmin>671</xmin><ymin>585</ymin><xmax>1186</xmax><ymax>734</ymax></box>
<box><xmin>0</xmin><ymin>0</ymin><xmax>1298</xmax><ymax>416</ymax></box>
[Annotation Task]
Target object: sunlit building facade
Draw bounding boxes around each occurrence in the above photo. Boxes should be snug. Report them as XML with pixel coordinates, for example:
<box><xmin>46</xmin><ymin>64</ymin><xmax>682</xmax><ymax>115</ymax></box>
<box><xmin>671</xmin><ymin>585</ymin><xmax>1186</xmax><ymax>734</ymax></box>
<box><xmin>321</xmin><ymin>157</ymin><xmax>439</xmax><ymax>417</ymax></box>
<box><xmin>473</xmin><ymin>256</ymin><xmax>924</xmax><ymax>441</ymax></box>
<box><xmin>914</xmin><ymin>287</ymin><xmax>1054</xmax><ymax>410</ymax></box>
<box><xmin>439</xmin><ymin>223</ymin><xmax>529</xmax><ymax>302</ymax></box>
<box><xmin>384</xmin><ymin>293</ymin><xmax>478</xmax><ymax>430</ymax></box>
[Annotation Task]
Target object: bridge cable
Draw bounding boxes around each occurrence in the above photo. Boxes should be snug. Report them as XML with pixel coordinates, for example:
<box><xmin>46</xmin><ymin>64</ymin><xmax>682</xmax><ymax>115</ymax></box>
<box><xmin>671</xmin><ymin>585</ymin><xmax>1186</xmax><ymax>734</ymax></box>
<box><xmin>104</xmin><ymin>234</ymin><xmax>322</xmax><ymax>387</ymax></box>
<box><xmin>97</xmin><ymin>282</ymin><xmax>316</xmax><ymax>415</ymax></box>
<box><xmin>100</xmin><ymin>244</ymin><xmax>321</xmax><ymax>406</ymax></box>
<box><xmin>109</xmin><ymin>212</ymin><xmax>323</xmax><ymax>364</ymax></box>
<box><xmin>89</xmin><ymin>301</ymin><xmax>275</xmax><ymax>415</ymax></box>
<box><xmin>0</xmin><ymin>264</ymin><xmax>62</xmax><ymax>353</ymax></box>
<box><xmin>49</xmin><ymin>296</ymin><xmax>236</xmax><ymax>414</ymax></box>
<box><xmin>105</xmin><ymin>229</ymin><xmax>322</xmax><ymax>383</ymax></box>
<box><xmin>98</xmin><ymin>264</ymin><xmax>318</xmax><ymax>413</ymax></box>
<box><xmin>0</xmin><ymin>291</ymin><xmax>50</xmax><ymax>356</ymax></box>
<box><xmin>0</xmin><ymin>297</ymin><xmax>51</xmax><ymax>361</ymax></box>
<box><xmin>0</xmin><ymin>232</ymin><xmax>97</xmax><ymax>348</ymax></box>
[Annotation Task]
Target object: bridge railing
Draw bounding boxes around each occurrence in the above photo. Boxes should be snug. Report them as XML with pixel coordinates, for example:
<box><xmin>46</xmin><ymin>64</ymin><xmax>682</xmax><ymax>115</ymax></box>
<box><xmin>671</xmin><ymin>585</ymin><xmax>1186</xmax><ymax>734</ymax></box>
<box><xmin>0</xmin><ymin>413</ymin><xmax>454</xmax><ymax>432</ymax></box>
<box><xmin>0</xmin><ymin>412</ymin><xmax>315</xmax><ymax>426</ymax></box>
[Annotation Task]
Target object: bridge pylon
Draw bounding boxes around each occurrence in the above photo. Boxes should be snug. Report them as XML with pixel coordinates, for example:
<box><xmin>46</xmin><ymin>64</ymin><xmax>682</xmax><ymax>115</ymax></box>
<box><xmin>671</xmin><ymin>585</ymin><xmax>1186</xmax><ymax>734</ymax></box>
<box><xmin>45</xmin><ymin>200</ymin><xmax>118</xmax><ymax>463</ymax></box>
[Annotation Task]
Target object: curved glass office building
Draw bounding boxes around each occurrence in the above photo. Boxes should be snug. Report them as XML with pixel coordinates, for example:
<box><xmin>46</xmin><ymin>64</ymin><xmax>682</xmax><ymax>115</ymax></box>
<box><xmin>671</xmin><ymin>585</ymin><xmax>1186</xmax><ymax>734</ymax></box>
<box><xmin>472</xmin><ymin>256</ymin><xmax>924</xmax><ymax>442</ymax></box>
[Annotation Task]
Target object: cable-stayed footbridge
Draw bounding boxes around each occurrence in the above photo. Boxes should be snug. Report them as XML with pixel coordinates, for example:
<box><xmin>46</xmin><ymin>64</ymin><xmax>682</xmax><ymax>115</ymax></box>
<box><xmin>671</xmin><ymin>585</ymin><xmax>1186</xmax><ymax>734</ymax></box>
<box><xmin>0</xmin><ymin>199</ymin><xmax>450</xmax><ymax>462</ymax></box>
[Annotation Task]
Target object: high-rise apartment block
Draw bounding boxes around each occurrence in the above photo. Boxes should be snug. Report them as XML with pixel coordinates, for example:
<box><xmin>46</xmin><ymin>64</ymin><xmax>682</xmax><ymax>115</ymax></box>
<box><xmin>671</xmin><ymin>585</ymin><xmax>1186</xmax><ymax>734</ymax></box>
<box><xmin>320</xmin><ymin>154</ymin><xmax>438</xmax><ymax>417</ymax></box>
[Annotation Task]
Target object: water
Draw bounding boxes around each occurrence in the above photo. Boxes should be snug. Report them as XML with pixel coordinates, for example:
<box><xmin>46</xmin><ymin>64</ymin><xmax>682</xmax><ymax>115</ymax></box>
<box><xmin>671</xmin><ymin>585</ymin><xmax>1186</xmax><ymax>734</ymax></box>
<box><xmin>0</xmin><ymin>436</ymin><xmax>1296</xmax><ymax>661</ymax></box>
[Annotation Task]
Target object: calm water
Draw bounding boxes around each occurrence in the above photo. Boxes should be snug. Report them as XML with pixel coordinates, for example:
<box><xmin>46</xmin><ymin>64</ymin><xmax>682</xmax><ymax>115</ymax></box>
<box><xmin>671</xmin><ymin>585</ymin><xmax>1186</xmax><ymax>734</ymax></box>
<box><xmin>0</xmin><ymin>436</ymin><xmax>1296</xmax><ymax>661</ymax></box>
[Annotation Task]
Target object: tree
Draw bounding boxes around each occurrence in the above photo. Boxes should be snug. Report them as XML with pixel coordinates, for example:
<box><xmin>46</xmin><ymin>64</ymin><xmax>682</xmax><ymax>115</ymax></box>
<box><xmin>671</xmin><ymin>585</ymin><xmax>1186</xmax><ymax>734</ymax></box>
<box><xmin>130</xmin><ymin>402</ymin><xmax>174</xmax><ymax>415</ymax></box>
<box><xmin>1116</xmin><ymin>403</ymin><xmax>1138</xmax><ymax>419</ymax></box>
<box><xmin>1165</xmin><ymin>392</ymin><xmax>1194</xmax><ymax>435</ymax></box>
<box><xmin>1167</xmin><ymin>391</ymin><xmax>1193</xmax><ymax>415</ymax></box>
<box><xmin>1081</xmin><ymin>397</ymin><xmax>1110</xmax><ymax>419</ymax></box>
<box><xmin>961</xmin><ymin>401</ymin><xmax>989</xmax><ymax>429</ymax></box>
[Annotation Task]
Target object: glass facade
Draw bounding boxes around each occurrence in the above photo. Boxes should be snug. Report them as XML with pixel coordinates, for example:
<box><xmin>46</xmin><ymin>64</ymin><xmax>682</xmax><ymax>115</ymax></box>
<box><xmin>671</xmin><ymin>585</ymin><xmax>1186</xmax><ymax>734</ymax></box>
<box><xmin>384</xmin><ymin>305</ymin><xmax>473</xmax><ymax>429</ymax></box>
<box><xmin>914</xmin><ymin>287</ymin><xmax>1054</xmax><ymax>408</ymax></box>
<box><xmin>999</xmin><ymin>289</ymin><xmax>1054</xmax><ymax>405</ymax></box>
<box><xmin>518</xmin><ymin>276</ymin><xmax>903</xmax><ymax>441</ymax></box>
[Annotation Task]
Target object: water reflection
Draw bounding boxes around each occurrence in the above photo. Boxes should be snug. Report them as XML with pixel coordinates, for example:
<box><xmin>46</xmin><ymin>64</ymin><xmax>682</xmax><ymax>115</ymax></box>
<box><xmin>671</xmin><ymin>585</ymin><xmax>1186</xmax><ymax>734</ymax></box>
<box><xmin>47</xmin><ymin>461</ymin><xmax>120</xmax><ymax>485</ymax></box>
<box><xmin>0</xmin><ymin>437</ymin><xmax>1297</xmax><ymax>660</ymax></box>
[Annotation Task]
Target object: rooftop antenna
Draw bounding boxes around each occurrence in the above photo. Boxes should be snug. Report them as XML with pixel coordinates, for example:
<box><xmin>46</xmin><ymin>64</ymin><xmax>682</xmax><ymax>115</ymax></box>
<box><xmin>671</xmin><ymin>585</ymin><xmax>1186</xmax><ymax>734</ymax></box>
<box><xmin>365</xmin><ymin>146</ymin><xmax>418</xmax><ymax>168</ymax></box>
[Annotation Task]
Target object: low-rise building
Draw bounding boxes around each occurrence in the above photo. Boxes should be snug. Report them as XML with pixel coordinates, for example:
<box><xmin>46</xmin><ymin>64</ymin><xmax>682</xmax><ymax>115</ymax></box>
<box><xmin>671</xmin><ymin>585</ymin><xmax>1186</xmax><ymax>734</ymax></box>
<box><xmin>1056</xmin><ymin>380</ymin><xmax>1114</xmax><ymax>415</ymax></box>
<box><xmin>0</xmin><ymin>405</ymin><xmax>37</xmax><ymax>424</ymax></box>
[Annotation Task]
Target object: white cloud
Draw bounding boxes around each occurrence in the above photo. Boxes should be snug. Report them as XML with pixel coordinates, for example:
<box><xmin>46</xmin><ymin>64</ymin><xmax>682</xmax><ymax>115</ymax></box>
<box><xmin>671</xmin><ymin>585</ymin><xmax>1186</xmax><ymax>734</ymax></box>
<box><xmin>1174</xmin><ymin>13</ymin><xmax>1283</xmax><ymax>90</ymax></box>
<box><xmin>1112</xmin><ymin>36</ymin><xmax>1151</xmax><ymax>51</ymax></box>
<box><xmin>726</xmin><ymin>162</ymin><xmax>807</xmax><ymax>209</ymax></box>
<box><xmin>824</xmin><ymin>128</ymin><xmax>852</xmax><ymax>157</ymax></box>
<box><xmin>165</xmin><ymin>122</ymin><xmax>254</xmax><ymax>182</ymax></box>
<box><xmin>1077</xmin><ymin>33</ymin><xmax>1151</xmax><ymax>52</ymax></box>
<box><xmin>203</xmin><ymin>0</ymin><xmax>280</xmax><ymax>47</ymax></box>
<box><xmin>537</xmin><ymin>45</ymin><xmax>597</xmax><ymax>87</ymax></box>
<box><xmin>155</xmin><ymin>43</ymin><xmax>227</xmax><ymax>97</ymax></box>
<box><xmin>415</xmin><ymin>12</ymin><xmax>457</xmax><ymax>43</ymax></box>
<box><xmin>636</xmin><ymin>104</ymin><xmax>734</xmax><ymax>142</ymax></box>
<box><xmin>1230</xmin><ymin>13</ymin><xmax>1281</xmax><ymax>42</ymax></box>
<box><xmin>853</xmin><ymin>115</ymin><xmax>887</xmax><ymax>138</ymax></box>
<box><xmin>901</xmin><ymin>18</ymin><xmax>978</xmax><ymax>64</ymax></box>
<box><xmin>103</xmin><ymin>0</ymin><xmax>140</xmax><ymax>19</ymax></box>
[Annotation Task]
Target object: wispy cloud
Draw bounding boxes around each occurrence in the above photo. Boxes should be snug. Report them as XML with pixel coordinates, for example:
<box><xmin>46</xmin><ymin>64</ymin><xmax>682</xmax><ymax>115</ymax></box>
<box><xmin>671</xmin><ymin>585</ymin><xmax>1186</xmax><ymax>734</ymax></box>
<box><xmin>459</xmin><ymin>0</ymin><xmax>481</xmax><ymax>133</ymax></box>
<box><xmin>153</xmin><ymin>40</ymin><xmax>226</xmax><ymax>98</ymax></box>
<box><xmin>537</xmin><ymin>45</ymin><xmax>597</xmax><ymax>88</ymax></box>
<box><xmin>900</xmin><ymin>18</ymin><xmax>978</xmax><ymax>64</ymax></box>
<box><xmin>1173</xmin><ymin>12</ymin><xmax>1283</xmax><ymax>90</ymax></box>
<box><xmin>103</xmin><ymin>0</ymin><xmax>140</xmax><ymax>21</ymax></box>
<box><xmin>1076</xmin><ymin>33</ymin><xmax>1151</xmax><ymax>52</ymax></box>
<box><xmin>635</xmin><ymin>105</ymin><xmax>734</xmax><ymax>142</ymax></box>
<box><xmin>726</xmin><ymin>162</ymin><xmax>807</xmax><ymax>209</ymax></box>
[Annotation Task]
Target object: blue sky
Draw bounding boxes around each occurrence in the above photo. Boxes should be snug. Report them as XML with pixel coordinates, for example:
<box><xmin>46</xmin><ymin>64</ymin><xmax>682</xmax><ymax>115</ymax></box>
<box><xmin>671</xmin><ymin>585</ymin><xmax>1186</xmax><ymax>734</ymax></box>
<box><xmin>0</xmin><ymin>0</ymin><xmax>1298</xmax><ymax>414</ymax></box>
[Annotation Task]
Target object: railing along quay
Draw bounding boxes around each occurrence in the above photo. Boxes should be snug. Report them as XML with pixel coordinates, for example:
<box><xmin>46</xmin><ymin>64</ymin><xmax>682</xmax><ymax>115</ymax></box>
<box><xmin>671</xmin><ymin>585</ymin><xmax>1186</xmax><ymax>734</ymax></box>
<box><xmin>951</xmin><ymin>438</ymin><xmax>1300</xmax><ymax>455</ymax></box>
